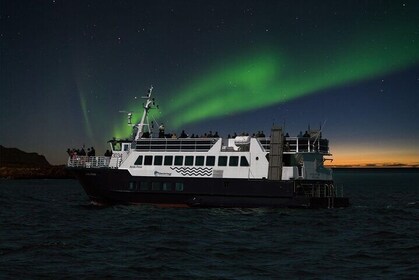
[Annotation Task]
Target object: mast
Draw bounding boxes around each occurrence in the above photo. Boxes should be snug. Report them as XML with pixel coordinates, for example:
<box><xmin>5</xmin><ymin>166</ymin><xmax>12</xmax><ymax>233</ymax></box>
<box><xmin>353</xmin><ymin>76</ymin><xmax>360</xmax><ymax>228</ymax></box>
<box><xmin>134</xmin><ymin>86</ymin><xmax>154</xmax><ymax>141</ymax></box>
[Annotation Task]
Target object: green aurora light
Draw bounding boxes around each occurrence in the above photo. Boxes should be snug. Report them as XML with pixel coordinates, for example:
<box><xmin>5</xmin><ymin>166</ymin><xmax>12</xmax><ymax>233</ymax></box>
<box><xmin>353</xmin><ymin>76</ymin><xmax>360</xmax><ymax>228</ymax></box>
<box><xmin>80</xmin><ymin>18</ymin><xmax>418</xmax><ymax>140</ymax></box>
<box><xmin>162</xmin><ymin>24</ymin><xmax>419</xmax><ymax>128</ymax></box>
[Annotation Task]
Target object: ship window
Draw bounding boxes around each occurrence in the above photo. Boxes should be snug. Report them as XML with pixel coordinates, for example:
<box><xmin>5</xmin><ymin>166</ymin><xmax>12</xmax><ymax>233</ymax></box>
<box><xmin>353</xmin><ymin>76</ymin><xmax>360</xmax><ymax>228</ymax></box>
<box><xmin>229</xmin><ymin>156</ymin><xmax>239</xmax><ymax>166</ymax></box>
<box><xmin>129</xmin><ymin>182</ymin><xmax>136</xmax><ymax>190</ymax></box>
<box><xmin>152</xmin><ymin>182</ymin><xmax>161</xmax><ymax>191</ymax></box>
<box><xmin>175</xmin><ymin>182</ymin><xmax>184</xmax><ymax>191</ymax></box>
<box><xmin>218</xmin><ymin>156</ymin><xmax>227</xmax><ymax>166</ymax></box>
<box><xmin>140</xmin><ymin>181</ymin><xmax>151</xmax><ymax>191</ymax></box>
<box><xmin>206</xmin><ymin>156</ymin><xmax>215</xmax><ymax>166</ymax></box>
<box><xmin>283</xmin><ymin>154</ymin><xmax>291</xmax><ymax>166</ymax></box>
<box><xmin>163</xmin><ymin>182</ymin><xmax>173</xmax><ymax>191</ymax></box>
<box><xmin>185</xmin><ymin>156</ymin><xmax>193</xmax><ymax>166</ymax></box>
<box><xmin>164</xmin><ymin>156</ymin><xmax>173</xmax><ymax>166</ymax></box>
<box><xmin>240</xmin><ymin>156</ymin><xmax>249</xmax><ymax>166</ymax></box>
<box><xmin>195</xmin><ymin>156</ymin><xmax>204</xmax><ymax>166</ymax></box>
<box><xmin>144</xmin><ymin>155</ymin><xmax>153</xmax><ymax>165</ymax></box>
<box><xmin>154</xmin><ymin>156</ymin><xmax>163</xmax><ymax>165</ymax></box>
<box><xmin>174</xmin><ymin>156</ymin><xmax>183</xmax><ymax>166</ymax></box>
<box><xmin>123</xmin><ymin>144</ymin><xmax>130</xmax><ymax>151</ymax></box>
<box><xmin>134</xmin><ymin>155</ymin><xmax>143</xmax><ymax>165</ymax></box>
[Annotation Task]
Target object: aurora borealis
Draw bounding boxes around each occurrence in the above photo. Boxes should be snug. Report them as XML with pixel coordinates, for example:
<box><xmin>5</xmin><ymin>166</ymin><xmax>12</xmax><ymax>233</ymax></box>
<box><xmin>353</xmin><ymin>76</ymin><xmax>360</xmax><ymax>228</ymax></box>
<box><xmin>1</xmin><ymin>0</ymin><xmax>418</xmax><ymax>166</ymax></box>
<box><xmin>163</xmin><ymin>22</ymin><xmax>419</xmax><ymax>127</ymax></box>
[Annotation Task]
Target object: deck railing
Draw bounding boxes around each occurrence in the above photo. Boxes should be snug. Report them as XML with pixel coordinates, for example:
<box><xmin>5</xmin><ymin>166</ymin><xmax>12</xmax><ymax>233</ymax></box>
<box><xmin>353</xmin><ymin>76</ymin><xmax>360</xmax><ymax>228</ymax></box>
<box><xmin>259</xmin><ymin>137</ymin><xmax>329</xmax><ymax>154</ymax></box>
<box><xmin>67</xmin><ymin>156</ymin><xmax>111</xmax><ymax>168</ymax></box>
<box><xmin>134</xmin><ymin>138</ymin><xmax>218</xmax><ymax>152</ymax></box>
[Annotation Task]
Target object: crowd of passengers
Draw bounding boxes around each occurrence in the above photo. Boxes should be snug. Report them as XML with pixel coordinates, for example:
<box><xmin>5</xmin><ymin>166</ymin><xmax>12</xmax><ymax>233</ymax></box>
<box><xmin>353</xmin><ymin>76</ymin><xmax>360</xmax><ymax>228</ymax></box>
<box><xmin>67</xmin><ymin>146</ymin><xmax>96</xmax><ymax>157</ymax></box>
<box><xmin>142</xmin><ymin>127</ymin><xmax>320</xmax><ymax>140</ymax></box>
<box><xmin>148</xmin><ymin>123</ymin><xmax>269</xmax><ymax>139</ymax></box>
<box><xmin>67</xmin><ymin>146</ymin><xmax>114</xmax><ymax>157</ymax></box>
<box><xmin>153</xmin><ymin>126</ymin><xmax>316</xmax><ymax>139</ymax></box>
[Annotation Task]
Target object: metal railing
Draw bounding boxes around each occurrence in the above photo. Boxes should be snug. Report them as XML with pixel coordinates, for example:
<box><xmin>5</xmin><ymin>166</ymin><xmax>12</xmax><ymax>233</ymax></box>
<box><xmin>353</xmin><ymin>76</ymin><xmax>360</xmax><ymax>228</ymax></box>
<box><xmin>67</xmin><ymin>156</ymin><xmax>111</xmax><ymax>168</ymax></box>
<box><xmin>259</xmin><ymin>137</ymin><xmax>330</xmax><ymax>154</ymax></box>
<box><xmin>135</xmin><ymin>138</ymin><xmax>219</xmax><ymax>152</ymax></box>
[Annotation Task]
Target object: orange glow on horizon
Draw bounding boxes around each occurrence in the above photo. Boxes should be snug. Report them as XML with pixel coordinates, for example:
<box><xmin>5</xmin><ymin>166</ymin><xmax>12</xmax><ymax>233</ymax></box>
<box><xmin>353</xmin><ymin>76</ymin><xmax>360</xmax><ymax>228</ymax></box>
<box><xmin>327</xmin><ymin>145</ymin><xmax>419</xmax><ymax>167</ymax></box>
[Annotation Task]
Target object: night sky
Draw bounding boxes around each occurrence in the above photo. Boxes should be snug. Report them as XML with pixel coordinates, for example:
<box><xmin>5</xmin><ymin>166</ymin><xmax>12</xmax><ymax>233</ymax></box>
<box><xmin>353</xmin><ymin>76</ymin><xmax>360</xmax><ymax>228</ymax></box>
<box><xmin>1</xmin><ymin>0</ymin><xmax>418</xmax><ymax>166</ymax></box>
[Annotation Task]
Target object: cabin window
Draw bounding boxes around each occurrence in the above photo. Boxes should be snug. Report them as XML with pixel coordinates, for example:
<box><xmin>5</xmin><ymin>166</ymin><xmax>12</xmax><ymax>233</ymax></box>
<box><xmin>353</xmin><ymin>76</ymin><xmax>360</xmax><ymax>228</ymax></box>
<box><xmin>195</xmin><ymin>156</ymin><xmax>204</xmax><ymax>166</ymax></box>
<box><xmin>240</xmin><ymin>156</ymin><xmax>250</xmax><ymax>167</ymax></box>
<box><xmin>185</xmin><ymin>156</ymin><xmax>194</xmax><ymax>166</ymax></box>
<box><xmin>123</xmin><ymin>144</ymin><xmax>130</xmax><ymax>151</ymax></box>
<box><xmin>206</xmin><ymin>156</ymin><xmax>215</xmax><ymax>166</ymax></box>
<box><xmin>134</xmin><ymin>155</ymin><xmax>143</xmax><ymax>165</ymax></box>
<box><xmin>154</xmin><ymin>155</ymin><xmax>163</xmax><ymax>165</ymax></box>
<box><xmin>174</xmin><ymin>156</ymin><xmax>183</xmax><ymax>166</ymax></box>
<box><xmin>129</xmin><ymin>182</ymin><xmax>136</xmax><ymax>190</ymax></box>
<box><xmin>164</xmin><ymin>156</ymin><xmax>173</xmax><ymax>166</ymax></box>
<box><xmin>229</xmin><ymin>156</ymin><xmax>239</xmax><ymax>166</ymax></box>
<box><xmin>218</xmin><ymin>156</ymin><xmax>228</xmax><ymax>166</ymax></box>
<box><xmin>144</xmin><ymin>155</ymin><xmax>153</xmax><ymax>165</ymax></box>
<box><xmin>163</xmin><ymin>182</ymin><xmax>173</xmax><ymax>191</ymax></box>
<box><xmin>175</xmin><ymin>182</ymin><xmax>184</xmax><ymax>191</ymax></box>
<box><xmin>152</xmin><ymin>182</ymin><xmax>161</xmax><ymax>191</ymax></box>
<box><xmin>140</xmin><ymin>181</ymin><xmax>151</xmax><ymax>191</ymax></box>
<box><xmin>283</xmin><ymin>154</ymin><xmax>291</xmax><ymax>166</ymax></box>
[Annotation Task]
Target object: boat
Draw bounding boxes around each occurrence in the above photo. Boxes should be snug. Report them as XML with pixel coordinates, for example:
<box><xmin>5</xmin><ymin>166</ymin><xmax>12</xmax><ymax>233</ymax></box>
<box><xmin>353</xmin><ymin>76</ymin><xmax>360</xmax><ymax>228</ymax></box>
<box><xmin>68</xmin><ymin>86</ymin><xmax>350</xmax><ymax>208</ymax></box>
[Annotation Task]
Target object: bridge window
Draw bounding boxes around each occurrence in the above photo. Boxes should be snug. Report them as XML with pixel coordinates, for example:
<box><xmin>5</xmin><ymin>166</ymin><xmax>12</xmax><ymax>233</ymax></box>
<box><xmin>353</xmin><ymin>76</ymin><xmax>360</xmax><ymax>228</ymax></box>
<box><xmin>218</xmin><ymin>156</ymin><xmax>227</xmax><ymax>166</ymax></box>
<box><xmin>144</xmin><ymin>155</ymin><xmax>153</xmax><ymax>165</ymax></box>
<box><xmin>164</xmin><ymin>156</ymin><xmax>173</xmax><ymax>166</ymax></box>
<box><xmin>185</xmin><ymin>156</ymin><xmax>194</xmax><ymax>166</ymax></box>
<box><xmin>240</xmin><ymin>156</ymin><xmax>249</xmax><ymax>166</ymax></box>
<box><xmin>206</xmin><ymin>156</ymin><xmax>215</xmax><ymax>166</ymax></box>
<box><xmin>154</xmin><ymin>156</ymin><xmax>163</xmax><ymax>165</ymax></box>
<box><xmin>134</xmin><ymin>155</ymin><xmax>143</xmax><ymax>165</ymax></box>
<box><xmin>174</xmin><ymin>156</ymin><xmax>183</xmax><ymax>166</ymax></box>
<box><xmin>195</xmin><ymin>156</ymin><xmax>204</xmax><ymax>166</ymax></box>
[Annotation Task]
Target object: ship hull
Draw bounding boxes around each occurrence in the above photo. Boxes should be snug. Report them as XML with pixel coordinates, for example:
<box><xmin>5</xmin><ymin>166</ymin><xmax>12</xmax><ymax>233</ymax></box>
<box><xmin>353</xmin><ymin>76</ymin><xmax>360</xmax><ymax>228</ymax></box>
<box><xmin>70</xmin><ymin>168</ymin><xmax>349</xmax><ymax>208</ymax></box>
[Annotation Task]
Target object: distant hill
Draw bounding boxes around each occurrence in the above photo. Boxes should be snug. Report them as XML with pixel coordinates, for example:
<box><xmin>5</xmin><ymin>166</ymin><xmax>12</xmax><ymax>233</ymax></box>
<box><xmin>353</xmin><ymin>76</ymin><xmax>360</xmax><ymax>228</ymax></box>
<box><xmin>0</xmin><ymin>145</ymin><xmax>73</xmax><ymax>179</ymax></box>
<box><xmin>0</xmin><ymin>145</ymin><xmax>50</xmax><ymax>167</ymax></box>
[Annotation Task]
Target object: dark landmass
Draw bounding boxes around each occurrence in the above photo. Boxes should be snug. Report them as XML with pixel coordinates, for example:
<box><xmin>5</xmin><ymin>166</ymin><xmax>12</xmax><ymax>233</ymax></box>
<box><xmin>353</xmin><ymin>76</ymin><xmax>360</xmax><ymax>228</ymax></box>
<box><xmin>0</xmin><ymin>145</ymin><xmax>73</xmax><ymax>179</ymax></box>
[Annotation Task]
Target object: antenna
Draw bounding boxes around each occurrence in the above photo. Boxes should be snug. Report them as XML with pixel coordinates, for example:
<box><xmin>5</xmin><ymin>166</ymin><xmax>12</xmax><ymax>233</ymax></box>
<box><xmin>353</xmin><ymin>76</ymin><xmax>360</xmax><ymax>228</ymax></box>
<box><xmin>134</xmin><ymin>85</ymin><xmax>159</xmax><ymax>141</ymax></box>
<box><xmin>313</xmin><ymin>120</ymin><xmax>327</xmax><ymax>145</ymax></box>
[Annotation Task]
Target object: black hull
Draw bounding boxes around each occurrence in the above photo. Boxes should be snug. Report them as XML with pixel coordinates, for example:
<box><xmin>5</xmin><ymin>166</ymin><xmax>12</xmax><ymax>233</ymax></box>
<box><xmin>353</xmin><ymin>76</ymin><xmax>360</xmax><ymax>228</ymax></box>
<box><xmin>70</xmin><ymin>168</ymin><xmax>350</xmax><ymax>208</ymax></box>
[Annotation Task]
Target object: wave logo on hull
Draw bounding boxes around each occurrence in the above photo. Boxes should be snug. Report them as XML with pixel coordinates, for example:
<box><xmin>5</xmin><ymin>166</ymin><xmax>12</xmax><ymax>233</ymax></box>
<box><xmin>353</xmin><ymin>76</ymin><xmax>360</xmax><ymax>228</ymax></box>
<box><xmin>170</xmin><ymin>167</ymin><xmax>212</xmax><ymax>177</ymax></box>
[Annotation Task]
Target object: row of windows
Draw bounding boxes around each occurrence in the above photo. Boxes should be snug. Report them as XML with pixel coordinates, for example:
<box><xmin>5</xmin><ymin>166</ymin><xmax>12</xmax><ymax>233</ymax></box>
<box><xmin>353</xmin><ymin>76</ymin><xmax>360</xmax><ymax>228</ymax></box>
<box><xmin>129</xmin><ymin>181</ymin><xmax>184</xmax><ymax>192</ymax></box>
<box><xmin>134</xmin><ymin>155</ymin><xmax>250</xmax><ymax>167</ymax></box>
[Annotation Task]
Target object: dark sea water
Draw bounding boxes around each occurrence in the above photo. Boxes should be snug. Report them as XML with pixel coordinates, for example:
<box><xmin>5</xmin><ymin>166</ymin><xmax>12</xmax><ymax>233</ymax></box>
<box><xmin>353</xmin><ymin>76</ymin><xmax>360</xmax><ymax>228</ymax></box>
<box><xmin>1</xmin><ymin>169</ymin><xmax>418</xmax><ymax>279</ymax></box>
